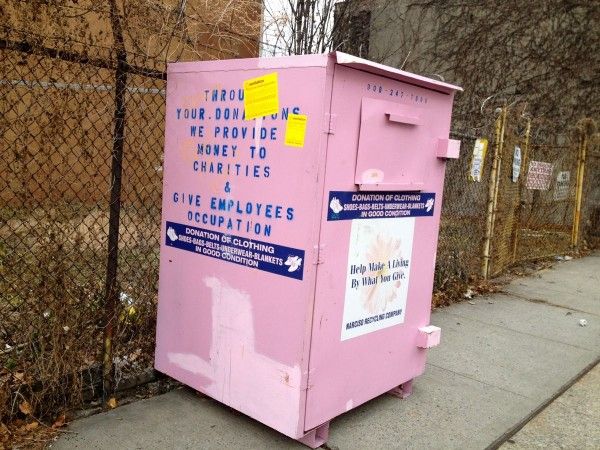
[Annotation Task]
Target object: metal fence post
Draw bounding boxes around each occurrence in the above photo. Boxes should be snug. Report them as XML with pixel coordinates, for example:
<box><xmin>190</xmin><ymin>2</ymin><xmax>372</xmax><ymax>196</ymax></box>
<box><xmin>481</xmin><ymin>106</ymin><xmax>507</xmax><ymax>279</ymax></box>
<box><xmin>511</xmin><ymin>117</ymin><xmax>531</xmax><ymax>262</ymax></box>
<box><xmin>103</xmin><ymin>0</ymin><xmax>128</xmax><ymax>402</ymax></box>
<box><xmin>571</xmin><ymin>128</ymin><xmax>588</xmax><ymax>248</ymax></box>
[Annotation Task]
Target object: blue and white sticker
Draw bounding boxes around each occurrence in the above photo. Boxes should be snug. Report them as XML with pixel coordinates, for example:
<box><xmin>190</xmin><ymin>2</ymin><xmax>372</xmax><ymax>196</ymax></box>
<box><xmin>165</xmin><ymin>221</ymin><xmax>305</xmax><ymax>280</ymax></box>
<box><xmin>327</xmin><ymin>191</ymin><xmax>436</xmax><ymax>221</ymax></box>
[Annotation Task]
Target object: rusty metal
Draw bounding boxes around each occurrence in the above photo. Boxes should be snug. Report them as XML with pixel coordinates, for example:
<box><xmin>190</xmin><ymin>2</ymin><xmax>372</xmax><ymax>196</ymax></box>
<box><xmin>571</xmin><ymin>130</ymin><xmax>588</xmax><ymax>247</ymax></box>
<box><xmin>481</xmin><ymin>107</ymin><xmax>506</xmax><ymax>279</ymax></box>
<box><xmin>512</xmin><ymin>118</ymin><xmax>531</xmax><ymax>262</ymax></box>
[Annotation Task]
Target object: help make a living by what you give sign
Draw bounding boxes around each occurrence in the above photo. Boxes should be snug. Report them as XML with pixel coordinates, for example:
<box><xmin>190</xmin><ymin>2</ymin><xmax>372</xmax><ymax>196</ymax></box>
<box><xmin>329</xmin><ymin>192</ymin><xmax>434</xmax><ymax>339</ymax></box>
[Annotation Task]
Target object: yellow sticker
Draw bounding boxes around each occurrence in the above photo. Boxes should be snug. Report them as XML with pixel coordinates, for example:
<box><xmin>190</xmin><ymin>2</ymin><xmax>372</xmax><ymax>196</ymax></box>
<box><xmin>243</xmin><ymin>72</ymin><xmax>279</xmax><ymax>120</ymax></box>
<box><xmin>284</xmin><ymin>114</ymin><xmax>308</xmax><ymax>148</ymax></box>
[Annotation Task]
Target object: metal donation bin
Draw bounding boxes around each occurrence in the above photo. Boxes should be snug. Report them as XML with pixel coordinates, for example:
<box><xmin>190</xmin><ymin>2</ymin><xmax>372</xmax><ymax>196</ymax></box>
<box><xmin>155</xmin><ymin>52</ymin><xmax>461</xmax><ymax>447</ymax></box>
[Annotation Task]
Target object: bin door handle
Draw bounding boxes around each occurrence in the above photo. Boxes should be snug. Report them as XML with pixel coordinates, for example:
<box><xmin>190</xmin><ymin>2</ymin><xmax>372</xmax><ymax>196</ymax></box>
<box><xmin>386</xmin><ymin>112</ymin><xmax>421</xmax><ymax>126</ymax></box>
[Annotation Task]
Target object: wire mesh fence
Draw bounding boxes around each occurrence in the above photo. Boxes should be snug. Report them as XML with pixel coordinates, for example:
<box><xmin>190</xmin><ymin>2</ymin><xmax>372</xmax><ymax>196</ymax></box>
<box><xmin>435</xmin><ymin>108</ymin><xmax>598</xmax><ymax>302</ymax></box>
<box><xmin>514</xmin><ymin>141</ymin><xmax>577</xmax><ymax>263</ymax></box>
<box><xmin>488</xmin><ymin>107</ymin><xmax>525</xmax><ymax>276</ymax></box>
<box><xmin>0</xmin><ymin>34</ymin><xmax>166</xmax><ymax>423</ymax></box>
<box><xmin>1</xmin><ymin>18</ymin><xmax>598</xmax><ymax>430</ymax></box>
<box><xmin>1</xmin><ymin>0</ymin><xmax>263</xmax><ymax>426</ymax></box>
<box><xmin>434</xmin><ymin>128</ymin><xmax>494</xmax><ymax>296</ymax></box>
<box><xmin>487</xmin><ymin>110</ymin><xmax>587</xmax><ymax>277</ymax></box>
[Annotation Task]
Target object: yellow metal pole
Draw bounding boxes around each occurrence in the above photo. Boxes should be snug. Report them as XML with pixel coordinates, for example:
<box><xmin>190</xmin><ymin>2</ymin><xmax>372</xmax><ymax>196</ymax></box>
<box><xmin>571</xmin><ymin>130</ymin><xmax>587</xmax><ymax>248</ymax></box>
<box><xmin>512</xmin><ymin>117</ymin><xmax>531</xmax><ymax>262</ymax></box>
<box><xmin>482</xmin><ymin>107</ymin><xmax>507</xmax><ymax>279</ymax></box>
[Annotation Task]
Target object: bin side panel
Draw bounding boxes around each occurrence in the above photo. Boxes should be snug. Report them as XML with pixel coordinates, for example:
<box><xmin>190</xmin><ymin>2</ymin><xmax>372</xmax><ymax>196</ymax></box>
<box><xmin>154</xmin><ymin>65</ymin><xmax>328</xmax><ymax>438</ymax></box>
<box><xmin>305</xmin><ymin>65</ymin><xmax>454</xmax><ymax>429</ymax></box>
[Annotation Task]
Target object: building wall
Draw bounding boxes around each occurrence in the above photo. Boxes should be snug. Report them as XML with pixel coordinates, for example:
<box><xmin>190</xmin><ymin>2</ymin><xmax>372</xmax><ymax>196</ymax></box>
<box><xmin>1</xmin><ymin>0</ymin><xmax>262</xmax><ymax>207</ymax></box>
<box><xmin>364</xmin><ymin>1</ymin><xmax>597</xmax><ymax>136</ymax></box>
<box><xmin>1</xmin><ymin>0</ymin><xmax>261</xmax><ymax>62</ymax></box>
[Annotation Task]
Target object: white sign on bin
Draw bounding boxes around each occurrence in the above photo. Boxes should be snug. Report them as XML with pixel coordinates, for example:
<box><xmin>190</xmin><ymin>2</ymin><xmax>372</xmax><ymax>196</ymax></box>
<box><xmin>341</xmin><ymin>218</ymin><xmax>414</xmax><ymax>340</ymax></box>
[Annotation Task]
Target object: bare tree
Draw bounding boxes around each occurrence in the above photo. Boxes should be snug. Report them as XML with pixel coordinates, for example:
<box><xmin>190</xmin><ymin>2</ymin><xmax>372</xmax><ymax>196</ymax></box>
<box><xmin>261</xmin><ymin>0</ymin><xmax>407</xmax><ymax>60</ymax></box>
<box><xmin>263</xmin><ymin>0</ymin><xmax>598</xmax><ymax>138</ymax></box>
<box><xmin>121</xmin><ymin>0</ymin><xmax>262</xmax><ymax>66</ymax></box>
<box><xmin>1</xmin><ymin>0</ymin><xmax>262</xmax><ymax>69</ymax></box>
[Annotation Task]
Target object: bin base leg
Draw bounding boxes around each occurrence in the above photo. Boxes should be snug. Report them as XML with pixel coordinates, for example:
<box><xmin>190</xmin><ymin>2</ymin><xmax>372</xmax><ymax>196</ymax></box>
<box><xmin>388</xmin><ymin>379</ymin><xmax>413</xmax><ymax>399</ymax></box>
<box><xmin>297</xmin><ymin>422</ymin><xmax>329</xmax><ymax>449</ymax></box>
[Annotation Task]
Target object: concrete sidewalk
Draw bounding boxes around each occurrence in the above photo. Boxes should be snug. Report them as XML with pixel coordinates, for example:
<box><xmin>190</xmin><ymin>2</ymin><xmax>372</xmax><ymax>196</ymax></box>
<box><xmin>500</xmin><ymin>364</ymin><xmax>599</xmax><ymax>449</ymax></box>
<box><xmin>53</xmin><ymin>254</ymin><xmax>600</xmax><ymax>450</ymax></box>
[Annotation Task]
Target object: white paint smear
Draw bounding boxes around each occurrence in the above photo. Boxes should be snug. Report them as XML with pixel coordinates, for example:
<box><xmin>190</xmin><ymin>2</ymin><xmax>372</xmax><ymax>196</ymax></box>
<box><xmin>168</xmin><ymin>276</ymin><xmax>302</xmax><ymax>437</ymax></box>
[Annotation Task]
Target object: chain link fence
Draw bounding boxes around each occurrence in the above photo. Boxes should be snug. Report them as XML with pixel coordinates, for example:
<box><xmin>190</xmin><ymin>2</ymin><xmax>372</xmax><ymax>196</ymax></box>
<box><xmin>434</xmin><ymin>128</ymin><xmax>492</xmax><ymax>296</ymax></box>
<box><xmin>1</xmin><ymin>15</ymin><xmax>599</xmax><ymax>431</ymax></box>
<box><xmin>435</xmin><ymin>108</ymin><xmax>598</xmax><ymax>304</ymax></box>
<box><xmin>0</xmin><ymin>32</ymin><xmax>166</xmax><ymax>423</ymax></box>
<box><xmin>1</xmin><ymin>0</ymin><xmax>261</xmax><ymax>426</ymax></box>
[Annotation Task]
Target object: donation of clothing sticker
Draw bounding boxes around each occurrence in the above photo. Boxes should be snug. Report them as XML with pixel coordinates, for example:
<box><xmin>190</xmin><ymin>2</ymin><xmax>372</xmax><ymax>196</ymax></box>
<box><xmin>165</xmin><ymin>221</ymin><xmax>305</xmax><ymax>280</ymax></box>
<box><xmin>341</xmin><ymin>218</ymin><xmax>414</xmax><ymax>340</ymax></box>
<box><xmin>327</xmin><ymin>191</ymin><xmax>435</xmax><ymax>221</ymax></box>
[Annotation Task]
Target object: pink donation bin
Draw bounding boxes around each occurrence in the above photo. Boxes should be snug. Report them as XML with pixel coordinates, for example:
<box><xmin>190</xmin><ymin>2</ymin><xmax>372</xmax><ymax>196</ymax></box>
<box><xmin>155</xmin><ymin>52</ymin><xmax>461</xmax><ymax>447</ymax></box>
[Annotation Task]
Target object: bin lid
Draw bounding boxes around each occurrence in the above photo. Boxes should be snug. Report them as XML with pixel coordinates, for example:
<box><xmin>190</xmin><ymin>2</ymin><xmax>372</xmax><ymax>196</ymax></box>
<box><xmin>167</xmin><ymin>52</ymin><xmax>462</xmax><ymax>94</ymax></box>
<box><xmin>334</xmin><ymin>52</ymin><xmax>462</xmax><ymax>94</ymax></box>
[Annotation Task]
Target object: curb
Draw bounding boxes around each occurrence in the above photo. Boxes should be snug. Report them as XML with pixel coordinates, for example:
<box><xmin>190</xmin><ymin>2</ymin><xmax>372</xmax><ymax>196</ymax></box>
<box><xmin>486</xmin><ymin>356</ymin><xmax>600</xmax><ymax>450</ymax></box>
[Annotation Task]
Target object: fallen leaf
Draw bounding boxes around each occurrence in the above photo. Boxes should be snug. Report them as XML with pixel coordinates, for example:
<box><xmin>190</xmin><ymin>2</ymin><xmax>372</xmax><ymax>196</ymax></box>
<box><xmin>52</xmin><ymin>414</ymin><xmax>66</xmax><ymax>428</ymax></box>
<box><xmin>24</xmin><ymin>421</ymin><xmax>38</xmax><ymax>431</ymax></box>
<box><xmin>18</xmin><ymin>401</ymin><xmax>32</xmax><ymax>416</ymax></box>
<box><xmin>107</xmin><ymin>397</ymin><xmax>117</xmax><ymax>409</ymax></box>
<box><xmin>13</xmin><ymin>371</ymin><xmax>25</xmax><ymax>381</ymax></box>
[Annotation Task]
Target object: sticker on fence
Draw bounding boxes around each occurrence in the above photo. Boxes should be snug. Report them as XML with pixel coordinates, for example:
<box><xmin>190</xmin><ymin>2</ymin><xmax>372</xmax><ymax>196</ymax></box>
<box><xmin>525</xmin><ymin>161</ymin><xmax>553</xmax><ymax>190</ymax></box>
<box><xmin>469</xmin><ymin>138</ymin><xmax>488</xmax><ymax>182</ymax></box>
<box><xmin>243</xmin><ymin>72</ymin><xmax>279</xmax><ymax>120</ymax></box>
<box><xmin>553</xmin><ymin>171</ymin><xmax>570</xmax><ymax>201</ymax></box>
<box><xmin>512</xmin><ymin>146</ymin><xmax>522</xmax><ymax>183</ymax></box>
